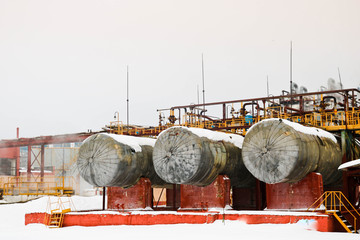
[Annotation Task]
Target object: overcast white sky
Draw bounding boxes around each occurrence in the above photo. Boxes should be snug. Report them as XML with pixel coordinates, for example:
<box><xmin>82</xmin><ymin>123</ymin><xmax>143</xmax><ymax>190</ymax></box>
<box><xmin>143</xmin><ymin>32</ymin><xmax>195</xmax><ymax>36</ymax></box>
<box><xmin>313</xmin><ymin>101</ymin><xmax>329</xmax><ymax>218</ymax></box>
<box><xmin>0</xmin><ymin>0</ymin><xmax>359</xmax><ymax>139</ymax></box>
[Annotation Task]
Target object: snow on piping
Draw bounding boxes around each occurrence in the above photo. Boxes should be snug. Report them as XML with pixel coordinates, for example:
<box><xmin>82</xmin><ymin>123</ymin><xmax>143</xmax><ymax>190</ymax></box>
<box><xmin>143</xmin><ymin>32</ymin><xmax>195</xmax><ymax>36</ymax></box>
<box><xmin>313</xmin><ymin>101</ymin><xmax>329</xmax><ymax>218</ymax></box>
<box><xmin>98</xmin><ymin>133</ymin><xmax>155</xmax><ymax>152</ymax></box>
<box><xmin>338</xmin><ymin>159</ymin><xmax>360</xmax><ymax>170</ymax></box>
<box><xmin>247</xmin><ymin>118</ymin><xmax>337</xmax><ymax>143</ymax></box>
<box><xmin>160</xmin><ymin>126</ymin><xmax>244</xmax><ymax>149</ymax></box>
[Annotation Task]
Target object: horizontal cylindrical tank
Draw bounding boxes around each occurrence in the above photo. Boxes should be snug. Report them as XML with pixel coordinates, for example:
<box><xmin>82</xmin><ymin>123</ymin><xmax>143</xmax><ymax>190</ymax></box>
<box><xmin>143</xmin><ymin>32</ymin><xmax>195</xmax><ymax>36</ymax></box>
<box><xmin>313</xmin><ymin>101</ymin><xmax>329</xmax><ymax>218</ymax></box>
<box><xmin>76</xmin><ymin>133</ymin><xmax>164</xmax><ymax>188</ymax></box>
<box><xmin>242</xmin><ymin>118</ymin><xmax>342</xmax><ymax>185</ymax></box>
<box><xmin>152</xmin><ymin>126</ymin><xmax>255</xmax><ymax>187</ymax></box>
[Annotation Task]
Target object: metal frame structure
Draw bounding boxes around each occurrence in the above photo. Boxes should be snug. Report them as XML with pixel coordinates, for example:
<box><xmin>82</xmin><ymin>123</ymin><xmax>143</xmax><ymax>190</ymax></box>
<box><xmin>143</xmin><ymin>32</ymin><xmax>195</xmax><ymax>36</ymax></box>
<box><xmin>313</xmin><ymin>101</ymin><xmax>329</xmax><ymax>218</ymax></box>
<box><xmin>0</xmin><ymin>131</ymin><xmax>100</xmax><ymax>178</ymax></box>
<box><xmin>104</xmin><ymin>88</ymin><xmax>360</xmax><ymax>209</ymax></box>
<box><xmin>0</xmin><ymin>132</ymin><xmax>99</xmax><ymax>197</ymax></box>
<box><xmin>105</xmin><ymin>88</ymin><xmax>360</xmax><ymax>136</ymax></box>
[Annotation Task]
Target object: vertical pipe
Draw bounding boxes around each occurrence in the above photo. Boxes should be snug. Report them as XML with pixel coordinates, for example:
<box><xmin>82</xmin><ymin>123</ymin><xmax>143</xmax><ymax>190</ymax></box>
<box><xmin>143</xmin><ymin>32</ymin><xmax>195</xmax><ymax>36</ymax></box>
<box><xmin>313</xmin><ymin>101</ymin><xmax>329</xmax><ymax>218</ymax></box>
<box><xmin>40</xmin><ymin>145</ymin><xmax>45</xmax><ymax>181</ymax></box>
<box><xmin>201</xmin><ymin>54</ymin><xmax>205</xmax><ymax>111</ymax></box>
<box><xmin>62</xmin><ymin>147</ymin><xmax>65</xmax><ymax>188</ymax></box>
<box><xmin>27</xmin><ymin>146</ymin><xmax>31</xmax><ymax>180</ymax></box>
<box><xmin>222</xmin><ymin>104</ymin><xmax>226</xmax><ymax>121</ymax></box>
<box><xmin>262</xmin><ymin>100</ymin><xmax>266</xmax><ymax>119</ymax></box>
<box><xmin>102</xmin><ymin>187</ymin><xmax>106</xmax><ymax>210</ymax></box>
<box><xmin>256</xmin><ymin>180</ymin><xmax>262</xmax><ymax>210</ymax></box>
<box><xmin>341</xmin><ymin>130</ymin><xmax>349</xmax><ymax>198</ymax></box>
<box><xmin>16</xmin><ymin>128</ymin><xmax>20</xmax><ymax>177</ymax></box>
<box><xmin>173</xmin><ymin>184</ymin><xmax>177</xmax><ymax>211</ymax></box>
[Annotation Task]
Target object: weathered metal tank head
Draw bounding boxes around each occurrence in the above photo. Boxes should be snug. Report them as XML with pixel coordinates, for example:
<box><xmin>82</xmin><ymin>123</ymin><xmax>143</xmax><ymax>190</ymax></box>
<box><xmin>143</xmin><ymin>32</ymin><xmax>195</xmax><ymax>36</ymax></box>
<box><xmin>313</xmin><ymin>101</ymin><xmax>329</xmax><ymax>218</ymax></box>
<box><xmin>153</xmin><ymin>126</ymin><xmax>255</xmax><ymax>187</ymax></box>
<box><xmin>242</xmin><ymin>118</ymin><xmax>342</xmax><ymax>185</ymax></box>
<box><xmin>76</xmin><ymin>133</ymin><xmax>165</xmax><ymax>188</ymax></box>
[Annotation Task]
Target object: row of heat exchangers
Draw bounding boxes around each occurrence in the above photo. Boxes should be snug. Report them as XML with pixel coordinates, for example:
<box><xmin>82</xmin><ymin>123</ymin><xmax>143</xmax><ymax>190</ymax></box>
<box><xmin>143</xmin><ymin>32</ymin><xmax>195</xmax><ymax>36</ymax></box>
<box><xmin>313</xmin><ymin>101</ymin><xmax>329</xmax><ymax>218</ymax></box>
<box><xmin>76</xmin><ymin>118</ymin><xmax>342</xmax><ymax>191</ymax></box>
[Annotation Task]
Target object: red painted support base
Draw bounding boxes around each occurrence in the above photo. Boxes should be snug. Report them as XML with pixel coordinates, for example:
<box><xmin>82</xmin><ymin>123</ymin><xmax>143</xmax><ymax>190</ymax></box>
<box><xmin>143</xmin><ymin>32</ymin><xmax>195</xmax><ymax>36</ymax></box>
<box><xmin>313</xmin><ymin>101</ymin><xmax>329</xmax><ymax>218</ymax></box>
<box><xmin>266</xmin><ymin>172</ymin><xmax>324</xmax><ymax>210</ymax></box>
<box><xmin>107</xmin><ymin>178</ymin><xmax>152</xmax><ymax>210</ymax></box>
<box><xmin>232</xmin><ymin>187</ymin><xmax>256</xmax><ymax>210</ymax></box>
<box><xmin>180</xmin><ymin>175</ymin><xmax>231</xmax><ymax>210</ymax></box>
<box><xmin>166</xmin><ymin>184</ymin><xmax>181</xmax><ymax>210</ymax></box>
<box><xmin>25</xmin><ymin>211</ymin><xmax>335</xmax><ymax>232</ymax></box>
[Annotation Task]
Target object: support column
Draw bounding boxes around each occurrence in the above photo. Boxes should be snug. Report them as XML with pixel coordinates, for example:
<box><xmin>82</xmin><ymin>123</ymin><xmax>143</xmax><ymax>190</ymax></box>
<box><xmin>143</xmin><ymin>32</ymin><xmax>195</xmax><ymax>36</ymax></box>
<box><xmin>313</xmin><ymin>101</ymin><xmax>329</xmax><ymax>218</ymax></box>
<box><xmin>166</xmin><ymin>184</ymin><xmax>181</xmax><ymax>210</ymax></box>
<box><xmin>16</xmin><ymin>127</ymin><xmax>20</xmax><ymax>177</ymax></box>
<box><xmin>27</xmin><ymin>145</ymin><xmax>31</xmax><ymax>180</ymax></box>
<box><xmin>107</xmin><ymin>178</ymin><xmax>152</xmax><ymax>210</ymax></box>
<box><xmin>266</xmin><ymin>172</ymin><xmax>323</xmax><ymax>210</ymax></box>
<box><xmin>40</xmin><ymin>145</ymin><xmax>45</xmax><ymax>181</ymax></box>
<box><xmin>179</xmin><ymin>175</ymin><xmax>231</xmax><ymax>211</ymax></box>
<box><xmin>341</xmin><ymin>131</ymin><xmax>349</xmax><ymax>197</ymax></box>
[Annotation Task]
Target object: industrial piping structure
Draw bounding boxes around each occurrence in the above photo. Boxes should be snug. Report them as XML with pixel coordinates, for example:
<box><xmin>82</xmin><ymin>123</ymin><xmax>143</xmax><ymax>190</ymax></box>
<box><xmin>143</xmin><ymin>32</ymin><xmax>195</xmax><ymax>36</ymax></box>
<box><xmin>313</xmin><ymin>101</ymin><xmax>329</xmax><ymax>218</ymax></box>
<box><xmin>2</xmin><ymin>86</ymin><xmax>360</xmax><ymax>232</ymax></box>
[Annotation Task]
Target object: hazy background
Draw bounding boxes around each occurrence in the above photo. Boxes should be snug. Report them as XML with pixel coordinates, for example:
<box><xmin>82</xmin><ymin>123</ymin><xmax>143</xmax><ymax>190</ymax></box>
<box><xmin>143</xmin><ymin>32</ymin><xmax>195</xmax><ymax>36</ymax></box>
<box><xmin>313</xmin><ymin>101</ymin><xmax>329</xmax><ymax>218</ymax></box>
<box><xmin>0</xmin><ymin>0</ymin><xmax>359</xmax><ymax>139</ymax></box>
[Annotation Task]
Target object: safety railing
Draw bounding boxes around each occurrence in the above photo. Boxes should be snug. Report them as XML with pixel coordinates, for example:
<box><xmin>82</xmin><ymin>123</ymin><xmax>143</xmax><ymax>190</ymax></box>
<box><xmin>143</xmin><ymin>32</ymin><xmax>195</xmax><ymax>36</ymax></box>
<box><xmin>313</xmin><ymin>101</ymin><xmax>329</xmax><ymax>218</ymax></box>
<box><xmin>177</xmin><ymin>110</ymin><xmax>360</xmax><ymax>133</ymax></box>
<box><xmin>109</xmin><ymin>120</ymin><xmax>124</xmax><ymax>135</ymax></box>
<box><xmin>104</xmin><ymin>109</ymin><xmax>360</xmax><ymax>137</ymax></box>
<box><xmin>307</xmin><ymin>191</ymin><xmax>360</xmax><ymax>233</ymax></box>
<box><xmin>1</xmin><ymin>176</ymin><xmax>75</xmax><ymax>196</ymax></box>
<box><xmin>44</xmin><ymin>196</ymin><xmax>76</xmax><ymax>228</ymax></box>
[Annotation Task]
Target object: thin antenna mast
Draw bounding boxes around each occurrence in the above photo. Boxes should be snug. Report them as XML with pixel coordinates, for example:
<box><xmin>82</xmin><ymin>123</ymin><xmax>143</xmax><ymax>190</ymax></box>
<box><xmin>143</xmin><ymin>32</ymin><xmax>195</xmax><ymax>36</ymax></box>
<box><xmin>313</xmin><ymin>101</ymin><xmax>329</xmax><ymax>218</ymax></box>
<box><xmin>197</xmin><ymin>84</ymin><xmax>200</xmax><ymax>105</ymax></box>
<box><xmin>197</xmin><ymin>84</ymin><xmax>200</xmax><ymax>116</ymax></box>
<box><xmin>126</xmin><ymin>65</ymin><xmax>129</xmax><ymax>127</ymax></box>
<box><xmin>338</xmin><ymin>67</ymin><xmax>343</xmax><ymax>89</ymax></box>
<box><xmin>290</xmin><ymin>41</ymin><xmax>293</xmax><ymax>111</ymax></box>
<box><xmin>267</xmin><ymin>75</ymin><xmax>269</xmax><ymax>97</ymax></box>
<box><xmin>290</xmin><ymin>41</ymin><xmax>293</xmax><ymax>96</ymax></box>
<box><xmin>201</xmin><ymin>53</ymin><xmax>205</xmax><ymax>111</ymax></box>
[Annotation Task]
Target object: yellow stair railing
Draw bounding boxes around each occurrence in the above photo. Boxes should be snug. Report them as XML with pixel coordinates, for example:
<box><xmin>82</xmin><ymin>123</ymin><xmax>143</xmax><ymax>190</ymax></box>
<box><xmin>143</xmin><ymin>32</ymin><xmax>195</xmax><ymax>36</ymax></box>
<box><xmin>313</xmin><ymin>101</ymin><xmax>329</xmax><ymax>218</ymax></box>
<box><xmin>44</xmin><ymin>196</ymin><xmax>75</xmax><ymax>228</ymax></box>
<box><xmin>307</xmin><ymin>191</ymin><xmax>360</xmax><ymax>234</ymax></box>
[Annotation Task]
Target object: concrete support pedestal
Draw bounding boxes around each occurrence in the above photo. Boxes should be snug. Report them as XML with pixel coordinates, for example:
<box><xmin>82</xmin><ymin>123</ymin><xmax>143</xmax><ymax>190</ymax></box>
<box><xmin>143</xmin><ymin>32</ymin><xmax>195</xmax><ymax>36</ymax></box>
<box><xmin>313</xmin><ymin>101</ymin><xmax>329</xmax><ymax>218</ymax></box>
<box><xmin>107</xmin><ymin>178</ymin><xmax>152</xmax><ymax>210</ymax></box>
<box><xmin>180</xmin><ymin>175</ymin><xmax>231</xmax><ymax>210</ymax></box>
<box><xmin>266</xmin><ymin>172</ymin><xmax>324</xmax><ymax>210</ymax></box>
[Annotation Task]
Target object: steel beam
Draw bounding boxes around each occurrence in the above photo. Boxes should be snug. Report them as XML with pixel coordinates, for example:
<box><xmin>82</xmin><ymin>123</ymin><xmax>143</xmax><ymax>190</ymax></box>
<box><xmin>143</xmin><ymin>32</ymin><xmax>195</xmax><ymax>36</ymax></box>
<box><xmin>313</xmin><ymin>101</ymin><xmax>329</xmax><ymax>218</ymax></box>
<box><xmin>0</xmin><ymin>131</ymin><xmax>101</xmax><ymax>148</ymax></box>
<box><xmin>169</xmin><ymin>88</ymin><xmax>359</xmax><ymax>110</ymax></box>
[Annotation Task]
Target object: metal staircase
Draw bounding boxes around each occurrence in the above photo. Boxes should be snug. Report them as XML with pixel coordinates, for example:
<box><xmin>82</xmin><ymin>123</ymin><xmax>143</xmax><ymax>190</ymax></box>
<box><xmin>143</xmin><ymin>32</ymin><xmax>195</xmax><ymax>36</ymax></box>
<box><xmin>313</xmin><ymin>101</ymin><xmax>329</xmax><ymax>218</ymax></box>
<box><xmin>333</xmin><ymin>210</ymin><xmax>356</xmax><ymax>233</ymax></box>
<box><xmin>47</xmin><ymin>208</ymin><xmax>71</xmax><ymax>228</ymax></box>
<box><xmin>44</xmin><ymin>196</ymin><xmax>75</xmax><ymax>228</ymax></box>
<box><xmin>308</xmin><ymin>191</ymin><xmax>360</xmax><ymax>234</ymax></box>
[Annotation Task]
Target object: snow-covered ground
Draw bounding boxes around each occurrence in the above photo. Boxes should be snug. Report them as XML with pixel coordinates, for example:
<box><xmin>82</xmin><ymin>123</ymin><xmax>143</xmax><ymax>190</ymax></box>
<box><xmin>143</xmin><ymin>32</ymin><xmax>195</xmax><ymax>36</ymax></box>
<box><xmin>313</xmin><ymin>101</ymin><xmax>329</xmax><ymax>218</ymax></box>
<box><xmin>0</xmin><ymin>196</ymin><xmax>358</xmax><ymax>240</ymax></box>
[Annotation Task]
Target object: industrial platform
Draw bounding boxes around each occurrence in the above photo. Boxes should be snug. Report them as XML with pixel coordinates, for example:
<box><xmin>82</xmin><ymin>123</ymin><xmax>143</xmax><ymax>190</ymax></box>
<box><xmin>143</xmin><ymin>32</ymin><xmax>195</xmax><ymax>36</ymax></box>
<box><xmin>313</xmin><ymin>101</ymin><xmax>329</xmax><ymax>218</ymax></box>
<box><xmin>25</xmin><ymin>209</ymin><xmax>336</xmax><ymax>232</ymax></box>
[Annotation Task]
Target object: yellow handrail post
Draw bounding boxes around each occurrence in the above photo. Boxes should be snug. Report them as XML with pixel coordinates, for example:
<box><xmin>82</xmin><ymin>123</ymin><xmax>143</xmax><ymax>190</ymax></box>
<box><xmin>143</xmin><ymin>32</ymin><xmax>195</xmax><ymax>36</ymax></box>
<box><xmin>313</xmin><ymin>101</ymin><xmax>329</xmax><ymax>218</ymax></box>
<box><xmin>308</xmin><ymin>191</ymin><xmax>359</xmax><ymax>234</ymax></box>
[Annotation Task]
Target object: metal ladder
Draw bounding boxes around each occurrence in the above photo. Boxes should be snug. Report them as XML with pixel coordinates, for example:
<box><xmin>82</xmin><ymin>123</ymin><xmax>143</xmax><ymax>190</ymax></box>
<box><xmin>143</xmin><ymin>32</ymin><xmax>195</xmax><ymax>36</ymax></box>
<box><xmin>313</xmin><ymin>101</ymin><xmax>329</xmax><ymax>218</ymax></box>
<box><xmin>44</xmin><ymin>197</ymin><xmax>74</xmax><ymax>228</ymax></box>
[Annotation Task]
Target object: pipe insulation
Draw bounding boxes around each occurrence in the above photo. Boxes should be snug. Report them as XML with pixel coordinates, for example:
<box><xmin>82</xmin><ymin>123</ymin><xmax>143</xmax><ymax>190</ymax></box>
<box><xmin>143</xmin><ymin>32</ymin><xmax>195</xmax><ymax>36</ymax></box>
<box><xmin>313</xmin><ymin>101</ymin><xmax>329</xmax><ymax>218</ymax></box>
<box><xmin>242</xmin><ymin>118</ymin><xmax>342</xmax><ymax>185</ymax></box>
<box><xmin>76</xmin><ymin>133</ymin><xmax>164</xmax><ymax>188</ymax></box>
<box><xmin>152</xmin><ymin>126</ymin><xmax>255</xmax><ymax>187</ymax></box>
